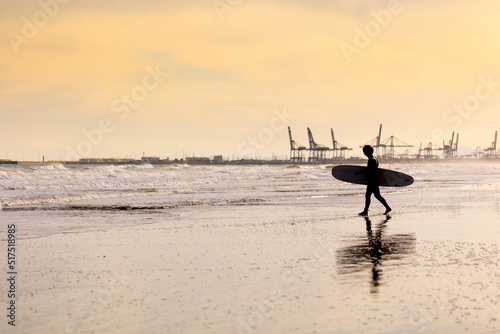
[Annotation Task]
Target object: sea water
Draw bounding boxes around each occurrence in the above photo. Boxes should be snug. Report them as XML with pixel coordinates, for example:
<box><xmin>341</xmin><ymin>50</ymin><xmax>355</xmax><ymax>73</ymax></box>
<box><xmin>1</xmin><ymin>162</ymin><xmax>500</xmax><ymax>240</ymax></box>
<box><xmin>1</xmin><ymin>162</ymin><xmax>500</xmax><ymax>333</ymax></box>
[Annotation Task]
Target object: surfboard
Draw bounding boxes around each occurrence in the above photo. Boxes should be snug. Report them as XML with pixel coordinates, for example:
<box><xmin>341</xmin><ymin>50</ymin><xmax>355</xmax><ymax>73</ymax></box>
<box><xmin>331</xmin><ymin>165</ymin><xmax>414</xmax><ymax>187</ymax></box>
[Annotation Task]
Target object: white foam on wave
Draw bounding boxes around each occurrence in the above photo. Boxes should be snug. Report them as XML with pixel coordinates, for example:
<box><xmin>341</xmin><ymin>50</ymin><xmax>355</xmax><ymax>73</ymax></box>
<box><xmin>1</xmin><ymin>163</ymin><xmax>500</xmax><ymax>208</ymax></box>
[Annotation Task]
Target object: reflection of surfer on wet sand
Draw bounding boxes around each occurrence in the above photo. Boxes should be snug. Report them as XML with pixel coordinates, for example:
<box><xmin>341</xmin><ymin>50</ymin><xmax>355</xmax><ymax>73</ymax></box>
<box><xmin>336</xmin><ymin>216</ymin><xmax>415</xmax><ymax>294</ymax></box>
<box><xmin>364</xmin><ymin>215</ymin><xmax>388</xmax><ymax>293</ymax></box>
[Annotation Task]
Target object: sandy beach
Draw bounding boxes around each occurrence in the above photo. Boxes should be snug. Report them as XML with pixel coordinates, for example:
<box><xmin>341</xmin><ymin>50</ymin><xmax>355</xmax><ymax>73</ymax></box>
<box><xmin>4</xmin><ymin>0</ymin><xmax>500</xmax><ymax>332</ymax></box>
<box><xmin>1</xmin><ymin>163</ymin><xmax>500</xmax><ymax>334</ymax></box>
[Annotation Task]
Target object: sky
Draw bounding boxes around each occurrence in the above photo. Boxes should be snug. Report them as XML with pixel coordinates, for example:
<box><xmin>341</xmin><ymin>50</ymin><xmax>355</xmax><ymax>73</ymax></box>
<box><xmin>1</xmin><ymin>0</ymin><xmax>500</xmax><ymax>161</ymax></box>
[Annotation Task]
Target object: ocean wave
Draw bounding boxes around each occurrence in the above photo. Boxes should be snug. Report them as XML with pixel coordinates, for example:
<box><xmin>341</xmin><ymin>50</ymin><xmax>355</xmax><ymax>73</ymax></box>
<box><xmin>1</xmin><ymin>163</ymin><xmax>499</xmax><ymax>210</ymax></box>
<box><xmin>1</xmin><ymin>191</ymin><xmax>365</xmax><ymax>212</ymax></box>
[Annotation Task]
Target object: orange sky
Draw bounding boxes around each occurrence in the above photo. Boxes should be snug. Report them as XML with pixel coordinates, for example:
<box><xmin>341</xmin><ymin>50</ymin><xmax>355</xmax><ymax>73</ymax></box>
<box><xmin>1</xmin><ymin>0</ymin><xmax>500</xmax><ymax>160</ymax></box>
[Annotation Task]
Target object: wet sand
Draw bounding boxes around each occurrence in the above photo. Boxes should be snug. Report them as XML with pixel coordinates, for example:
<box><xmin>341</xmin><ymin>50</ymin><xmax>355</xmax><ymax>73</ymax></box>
<box><xmin>4</xmin><ymin>183</ymin><xmax>500</xmax><ymax>334</ymax></box>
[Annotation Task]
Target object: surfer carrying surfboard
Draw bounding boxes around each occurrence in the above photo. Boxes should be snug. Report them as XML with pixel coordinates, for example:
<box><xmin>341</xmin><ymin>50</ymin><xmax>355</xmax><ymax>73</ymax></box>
<box><xmin>358</xmin><ymin>145</ymin><xmax>391</xmax><ymax>216</ymax></box>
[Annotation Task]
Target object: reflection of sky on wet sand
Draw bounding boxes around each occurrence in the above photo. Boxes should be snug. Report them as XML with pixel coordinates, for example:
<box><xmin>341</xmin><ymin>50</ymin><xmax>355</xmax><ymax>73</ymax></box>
<box><xmin>336</xmin><ymin>215</ymin><xmax>416</xmax><ymax>294</ymax></box>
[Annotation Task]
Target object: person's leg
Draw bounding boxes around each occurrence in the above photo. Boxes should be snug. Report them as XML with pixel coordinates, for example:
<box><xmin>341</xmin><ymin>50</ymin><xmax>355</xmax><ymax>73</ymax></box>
<box><xmin>360</xmin><ymin>186</ymin><xmax>373</xmax><ymax>215</ymax></box>
<box><xmin>373</xmin><ymin>186</ymin><xmax>391</xmax><ymax>213</ymax></box>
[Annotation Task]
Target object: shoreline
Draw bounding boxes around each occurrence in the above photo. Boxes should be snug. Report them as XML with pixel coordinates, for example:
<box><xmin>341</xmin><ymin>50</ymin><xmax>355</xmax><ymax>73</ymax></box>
<box><xmin>2</xmin><ymin>157</ymin><xmax>500</xmax><ymax>166</ymax></box>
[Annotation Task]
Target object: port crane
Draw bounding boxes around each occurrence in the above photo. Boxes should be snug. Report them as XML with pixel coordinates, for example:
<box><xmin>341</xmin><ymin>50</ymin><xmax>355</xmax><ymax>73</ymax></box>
<box><xmin>331</xmin><ymin>129</ymin><xmax>352</xmax><ymax>159</ymax></box>
<box><xmin>307</xmin><ymin>127</ymin><xmax>329</xmax><ymax>161</ymax></box>
<box><xmin>439</xmin><ymin>132</ymin><xmax>459</xmax><ymax>158</ymax></box>
<box><xmin>484</xmin><ymin>131</ymin><xmax>498</xmax><ymax>158</ymax></box>
<box><xmin>288</xmin><ymin>127</ymin><xmax>306</xmax><ymax>162</ymax></box>
<box><xmin>363</xmin><ymin>124</ymin><xmax>414</xmax><ymax>159</ymax></box>
<box><xmin>417</xmin><ymin>142</ymin><xmax>439</xmax><ymax>159</ymax></box>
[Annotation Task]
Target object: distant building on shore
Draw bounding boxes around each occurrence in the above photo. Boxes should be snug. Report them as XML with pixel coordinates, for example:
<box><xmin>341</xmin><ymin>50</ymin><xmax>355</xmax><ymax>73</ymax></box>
<box><xmin>78</xmin><ymin>158</ymin><xmax>136</xmax><ymax>164</ymax></box>
<box><xmin>186</xmin><ymin>157</ymin><xmax>210</xmax><ymax>164</ymax></box>
<box><xmin>141</xmin><ymin>156</ymin><xmax>160</xmax><ymax>162</ymax></box>
<box><xmin>0</xmin><ymin>159</ymin><xmax>17</xmax><ymax>165</ymax></box>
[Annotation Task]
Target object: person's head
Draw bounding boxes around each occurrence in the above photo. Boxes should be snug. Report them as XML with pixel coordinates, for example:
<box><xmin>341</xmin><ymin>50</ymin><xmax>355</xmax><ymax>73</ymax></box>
<box><xmin>362</xmin><ymin>145</ymin><xmax>374</xmax><ymax>157</ymax></box>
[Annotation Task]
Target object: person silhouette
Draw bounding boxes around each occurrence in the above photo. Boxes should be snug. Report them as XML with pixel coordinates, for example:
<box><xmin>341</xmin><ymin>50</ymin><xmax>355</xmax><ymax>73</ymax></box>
<box><xmin>358</xmin><ymin>145</ymin><xmax>391</xmax><ymax>216</ymax></box>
